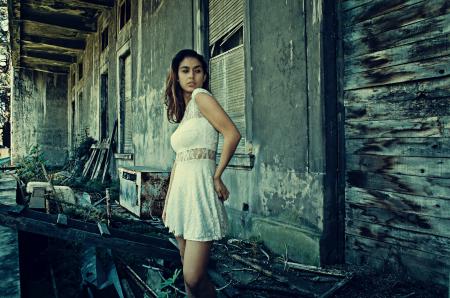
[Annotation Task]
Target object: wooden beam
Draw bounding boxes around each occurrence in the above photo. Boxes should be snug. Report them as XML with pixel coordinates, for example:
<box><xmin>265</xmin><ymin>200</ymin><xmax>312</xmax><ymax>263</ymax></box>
<box><xmin>0</xmin><ymin>204</ymin><xmax>179</xmax><ymax>260</ymax></box>
<box><xmin>7</xmin><ymin>0</ymin><xmax>21</xmax><ymax>66</ymax></box>
<box><xmin>64</xmin><ymin>0</ymin><xmax>114</xmax><ymax>9</ymax></box>
<box><xmin>22</xmin><ymin>34</ymin><xmax>85</xmax><ymax>51</ymax></box>
<box><xmin>21</xmin><ymin>7</ymin><xmax>96</xmax><ymax>33</ymax></box>
<box><xmin>22</xmin><ymin>49</ymin><xmax>76</xmax><ymax>64</ymax></box>
<box><xmin>19</xmin><ymin>62</ymin><xmax>69</xmax><ymax>74</ymax></box>
<box><xmin>36</xmin><ymin>0</ymin><xmax>114</xmax><ymax>10</ymax></box>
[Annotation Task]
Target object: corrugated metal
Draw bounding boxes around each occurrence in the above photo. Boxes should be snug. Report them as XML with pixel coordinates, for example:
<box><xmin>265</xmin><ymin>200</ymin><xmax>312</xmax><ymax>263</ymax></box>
<box><xmin>209</xmin><ymin>0</ymin><xmax>244</xmax><ymax>45</ymax></box>
<box><xmin>210</xmin><ymin>45</ymin><xmax>246</xmax><ymax>154</ymax></box>
<box><xmin>124</xmin><ymin>55</ymin><xmax>133</xmax><ymax>153</ymax></box>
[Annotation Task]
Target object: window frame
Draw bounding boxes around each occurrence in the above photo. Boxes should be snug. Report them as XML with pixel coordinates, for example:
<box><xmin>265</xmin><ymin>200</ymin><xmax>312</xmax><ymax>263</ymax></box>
<box><xmin>207</xmin><ymin>0</ymin><xmax>254</xmax><ymax>169</ymax></box>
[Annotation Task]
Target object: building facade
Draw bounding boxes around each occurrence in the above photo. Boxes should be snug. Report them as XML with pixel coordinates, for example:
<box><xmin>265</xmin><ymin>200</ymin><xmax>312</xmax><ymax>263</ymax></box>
<box><xmin>7</xmin><ymin>0</ymin><xmax>450</xmax><ymax>286</ymax></box>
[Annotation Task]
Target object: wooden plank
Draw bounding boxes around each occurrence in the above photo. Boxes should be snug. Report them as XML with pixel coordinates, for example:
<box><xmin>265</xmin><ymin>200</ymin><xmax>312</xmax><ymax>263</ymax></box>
<box><xmin>343</xmin><ymin>0</ymin><xmax>450</xmax><ymax>40</ymax></box>
<box><xmin>344</xmin><ymin>14</ymin><xmax>450</xmax><ymax>57</ymax></box>
<box><xmin>0</xmin><ymin>205</ymin><xmax>179</xmax><ymax>260</ymax></box>
<box><xmin>342</xmin><ymin>0</ymin><xmax>424</xmax><ymax>27</ymax></box>
<box><xmin>345</xmin><ymin>116</ymin><xmax>450</xmax><ymax>138</ymax></box>
<box><xmin>343</xmin><ymin>76</ymin><xmax>450</xmax><ymax>106</ymax></box>
<box><xmin>82</xmin><ymin>148</ymin><xmax>97</xmax><ymax>177</ymax></box>
<box><xmin>345</xmin><ymin>235</ymin><xmax>449</xmax><ymax>286</ymax></box>
<box><xmin>347</xmin><ymin>170</ymin><xmax>450</xmax><ymax>199</ymax></box>
<box><xmin>346</xmin><ymin>219</ymin><xmax>450</xmax><ymax>256</ymax></box>
<box><xmin>343</xmin><ymin>55</ymin><xmax>450</xmax><ymax>90</ymax></box>
<box><xmin>346</xmin><ymin>187</ymin><xmax>450</xmax><ymax>219</ymax></box>
<box><xmin>346</xmin><ymin>154</ymin><xmax>450</xmax><ymax>178</ymax></box>
<box><xmin>344</xmin><ymin>34</ymin><xmax>450</xmax><ymax>75</ymax></box>
<box><xmin>341</xmin><ymin>0</ymin><xmax>373</xmax><ymax>12</ymax></box>
<box><xmin>345</xmin><ymin>97</ymin><xmax>450</xmax><ymax>121</ymax></box>
<box><xmin>346</xmin><ymin>202</ymin><xmax>450</xmax><ymax>238</ymax></box>
<box><xmin>21</xmin><ymin>6</ymin><xmax>96</xmax><ymax>33</ymax></box>
<box><xmin>346</xmin><ymin>137</ymin><xmax>450</xmax><ymax>157</ymax></box>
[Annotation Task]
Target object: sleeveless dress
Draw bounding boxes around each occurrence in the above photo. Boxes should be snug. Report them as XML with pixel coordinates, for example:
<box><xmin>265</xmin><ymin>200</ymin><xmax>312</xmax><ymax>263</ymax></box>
<box><xmin>164</xmin><ymin>88</ymin><xmax>228</xmax><ymax>241</ymax></box>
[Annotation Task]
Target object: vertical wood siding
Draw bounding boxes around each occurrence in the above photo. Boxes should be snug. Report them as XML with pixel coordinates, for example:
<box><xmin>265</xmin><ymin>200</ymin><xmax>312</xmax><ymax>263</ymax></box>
<box><xmin>340</xmin><ymin>0</ymin><xmax>450</xmax><ymax>285</ymax></box>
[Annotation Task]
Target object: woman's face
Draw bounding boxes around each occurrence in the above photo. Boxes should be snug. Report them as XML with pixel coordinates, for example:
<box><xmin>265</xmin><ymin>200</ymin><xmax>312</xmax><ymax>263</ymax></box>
<box><xmin>177</xmin><ymin>57</ymin><xmax>206</xmax><ymax>95</ymax></box>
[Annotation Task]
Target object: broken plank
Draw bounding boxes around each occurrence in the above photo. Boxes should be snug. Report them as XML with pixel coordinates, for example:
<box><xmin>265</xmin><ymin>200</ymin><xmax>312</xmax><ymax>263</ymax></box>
<box><xmin>283</xmin><ymin>262</ymin><xmax>347</xmax><ymax>277</ymax></box>
<box><xmin>56</xmin><ymin>214</ymin><xmax>67</xmax><ymax>226</ymax></box>
<box><xmin>97</xmin><ymin>222</ymin><xmax>110</xmax><ymax>237</ymax></box>
<box><xmin>230</xmin><ymin>254</ymin><xmax>316</xmax><ymax>297</ymax></box>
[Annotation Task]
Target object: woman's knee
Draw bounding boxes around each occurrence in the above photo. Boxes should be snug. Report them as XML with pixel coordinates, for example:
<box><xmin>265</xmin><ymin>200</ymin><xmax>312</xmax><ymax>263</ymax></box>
<box><xmin>183</xmin><ymin>269</ymin><xmax>203</xmax><ymax>292</ymax></box>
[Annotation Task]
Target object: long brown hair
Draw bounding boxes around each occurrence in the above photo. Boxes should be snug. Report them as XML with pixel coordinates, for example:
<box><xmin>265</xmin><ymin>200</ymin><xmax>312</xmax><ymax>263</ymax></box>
<box><xmin>164</xmin><ymin>49</ymin><xmax>209</xmax><ymax>123</ymax></box>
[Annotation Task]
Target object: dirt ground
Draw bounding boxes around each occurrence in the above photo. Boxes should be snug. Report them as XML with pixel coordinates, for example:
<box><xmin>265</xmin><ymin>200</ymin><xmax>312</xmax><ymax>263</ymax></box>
<box><xmin>21</xmin><ymin>229</ymin><xmax>447</xmax><ymax>298</ymax></box>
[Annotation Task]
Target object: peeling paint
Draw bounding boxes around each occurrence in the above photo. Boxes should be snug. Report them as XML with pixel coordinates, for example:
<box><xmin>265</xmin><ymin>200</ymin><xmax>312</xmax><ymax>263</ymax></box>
<box><xmin>258</xmin><ymin>162</ymin><xmax>323</xmax><ymax>231</ymax></box>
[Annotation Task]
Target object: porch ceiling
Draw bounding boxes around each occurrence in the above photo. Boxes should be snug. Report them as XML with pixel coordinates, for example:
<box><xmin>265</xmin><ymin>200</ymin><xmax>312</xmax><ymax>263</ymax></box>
<box><xmin>8</xmin><ymin>0</ymin><xmax>114</xmax><ymax>74</ymax></box>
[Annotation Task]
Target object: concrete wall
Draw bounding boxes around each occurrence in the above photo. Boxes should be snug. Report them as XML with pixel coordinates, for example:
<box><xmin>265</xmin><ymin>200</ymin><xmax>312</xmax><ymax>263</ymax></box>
<box><xmin>222</xmin><ymin>0</ymin><xmax>332</xmax><ymax>265</ymax></box>
<box><xmin>68</xmin><ymin>0</ymin><xmax>191</xmax><ymax>175</ymax></box>
<box><xmin>11</xmin><ymin>69</ymin><xmax>68</xmax><ymax>166</ymax></box>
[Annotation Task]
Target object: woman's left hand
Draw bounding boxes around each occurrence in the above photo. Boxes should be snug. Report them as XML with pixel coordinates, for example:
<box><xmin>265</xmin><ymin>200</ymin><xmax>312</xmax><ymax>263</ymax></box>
<box><xmin>213</xmin><ymin>177</ymin><xmax>229</xmax><ymax>201</ymax></box>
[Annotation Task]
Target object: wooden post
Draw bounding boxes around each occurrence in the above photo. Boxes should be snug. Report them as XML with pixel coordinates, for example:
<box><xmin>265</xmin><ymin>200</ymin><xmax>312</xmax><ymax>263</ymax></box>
<box><xmin>105</xmin><ymin>188</ymin><xmax>111</xmax><ymax>226</ymax></box>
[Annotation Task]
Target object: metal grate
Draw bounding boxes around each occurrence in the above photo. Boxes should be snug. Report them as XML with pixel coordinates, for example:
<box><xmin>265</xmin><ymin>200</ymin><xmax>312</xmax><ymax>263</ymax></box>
<box><xmin>209</xmin><ymin>0</ymin><xmax>244</xmax><ymax>45</ymax></box>
<box><xmin>210</xmin><ymin>45</ymin><xmax>246</xmax><ymax>154</ymax></box>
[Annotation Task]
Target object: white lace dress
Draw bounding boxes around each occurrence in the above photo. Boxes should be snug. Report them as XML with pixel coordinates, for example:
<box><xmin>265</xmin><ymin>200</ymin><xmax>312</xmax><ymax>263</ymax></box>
<box><xmin>164</xmin><ymin>88</ymin><xmax>228</xmax><ymax>241</ymax></box>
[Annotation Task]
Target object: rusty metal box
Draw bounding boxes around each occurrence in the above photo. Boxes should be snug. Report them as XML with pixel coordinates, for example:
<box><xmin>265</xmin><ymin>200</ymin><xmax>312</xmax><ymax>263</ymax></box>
<box><xmin>118</xmin><ymin>166</ymin><xmax>169</xmax><ymax>218</ymax></box>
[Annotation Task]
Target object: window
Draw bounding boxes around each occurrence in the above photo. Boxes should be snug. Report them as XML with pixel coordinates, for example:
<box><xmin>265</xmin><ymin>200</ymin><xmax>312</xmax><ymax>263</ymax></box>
<box><xmin>119</xmin><ymin>0</ymin><xmax>131</xmax><ymax>30</ymax></box>
<box><xmin>100</xmin><ymin>72</ymin><xmax>109</xmax><ymax>140</ymax></box>
<box><xmin>78</xmin><ymin>61</ymin><xmax>83</xmax><ymax>80</ymax></box>
<box><xmin>101</xmin><ymin>26</ymin><xmax>109</xmax><ymax>51</ymax></box>
<box><xmin>119</xmin><ymin>53</ymin><xmax>133</xmax><ymax>154</ymax></box>
<box><xmin>209</xmin><ymin>0</ymin><xmax>248</xmax><ymax>157</ymax></box>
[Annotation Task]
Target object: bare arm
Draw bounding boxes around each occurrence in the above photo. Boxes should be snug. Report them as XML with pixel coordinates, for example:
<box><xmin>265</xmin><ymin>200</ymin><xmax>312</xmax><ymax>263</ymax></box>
<box><xmin>195</xmin><ymin>92</ymin><xmax>241</xmax><ymax>200</ymax></box>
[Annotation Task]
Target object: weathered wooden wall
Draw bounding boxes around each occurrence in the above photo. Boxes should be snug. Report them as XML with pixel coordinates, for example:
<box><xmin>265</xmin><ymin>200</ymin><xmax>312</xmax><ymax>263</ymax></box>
<box><xmin>340</xmin><ymin>0</ymin><xmax>450</xmax><ymax>286</ymax></box>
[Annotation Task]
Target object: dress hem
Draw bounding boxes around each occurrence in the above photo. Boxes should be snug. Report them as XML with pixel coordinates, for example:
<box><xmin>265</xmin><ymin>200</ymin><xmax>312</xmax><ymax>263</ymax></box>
<box><xmin>165</xmin><ymin>227</ymin><xmax>226</xmax><ymax>242</ymax></box>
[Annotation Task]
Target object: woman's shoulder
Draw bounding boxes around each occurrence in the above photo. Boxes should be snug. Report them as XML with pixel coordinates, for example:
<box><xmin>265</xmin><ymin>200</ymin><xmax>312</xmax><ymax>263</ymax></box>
<box><xmin>192</xmin><ymin>88</ymin><xmax>213</xmax><ymax>100</ymax></box>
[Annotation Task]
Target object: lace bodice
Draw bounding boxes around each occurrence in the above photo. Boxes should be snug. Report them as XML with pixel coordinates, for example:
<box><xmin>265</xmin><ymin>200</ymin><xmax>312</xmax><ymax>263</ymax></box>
<box><xmin>170</xmin><ymin>88</ymin><xmax>218</xmax><ymax>157</ymax></box>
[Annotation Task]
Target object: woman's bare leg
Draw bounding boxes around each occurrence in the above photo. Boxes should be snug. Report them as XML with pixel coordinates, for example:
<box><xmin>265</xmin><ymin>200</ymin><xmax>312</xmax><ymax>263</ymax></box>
<box><xmin>175</xmin><ymin>236</ymin><xmax>186</xmax><ymax>263</ymax></box>
<box><xmin>183</xmin><ymin>240</ymin><xmax>216</xmax><ymax>298</ymax></box>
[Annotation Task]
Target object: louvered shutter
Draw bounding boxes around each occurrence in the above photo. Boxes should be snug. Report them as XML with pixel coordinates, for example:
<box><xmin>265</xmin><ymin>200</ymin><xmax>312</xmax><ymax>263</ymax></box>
<box><xmin>209</xmin><ymin>0</ymin><xmax>244</xmax><ymax>45</ymax></box>
<box><xmin>210</xmin><ymin>45</ymin><xmax>246</xmax><ymax>154</ymax></box>
<box><xmin>123</xmin><ymin>55</ymin><xmax>133</xmax><ymax>153</ymax></box>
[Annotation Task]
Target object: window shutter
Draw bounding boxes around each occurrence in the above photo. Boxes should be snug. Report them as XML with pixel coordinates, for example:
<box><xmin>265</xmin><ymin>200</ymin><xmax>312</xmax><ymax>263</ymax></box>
<box><xmin>210</xmin><ymin>45</ymin><xmax>246</xmax><ymax>154</ymax></box>
<box><xmin>124</xmin><ymin>55</ymin><xmax>133</xmax><ymax>153</ymax></box>
<box><xmin>209</xmin><ymin>0</ymin><xmax>244</xmax><ymax>45</ymax></box>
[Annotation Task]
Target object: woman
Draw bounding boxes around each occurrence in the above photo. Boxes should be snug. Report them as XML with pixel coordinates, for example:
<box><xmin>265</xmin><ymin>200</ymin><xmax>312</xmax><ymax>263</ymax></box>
<box><xmin>162</xmin><ymin>49</ymin><xmax>241</xmax><ymax>297</ymax></box>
